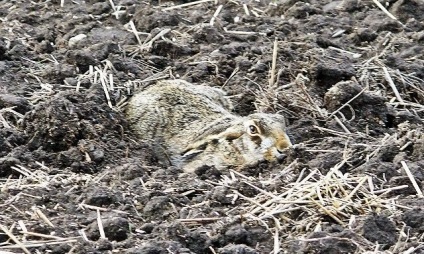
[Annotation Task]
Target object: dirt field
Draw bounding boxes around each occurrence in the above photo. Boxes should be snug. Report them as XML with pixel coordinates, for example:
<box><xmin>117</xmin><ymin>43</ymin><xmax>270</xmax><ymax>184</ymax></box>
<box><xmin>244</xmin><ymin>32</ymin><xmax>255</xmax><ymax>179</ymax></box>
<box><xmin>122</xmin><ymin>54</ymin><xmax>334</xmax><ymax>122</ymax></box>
<box><xmin>1</xmin><ymin>0</ymin><xmax>424</xmax><ymax>253</ymax></box>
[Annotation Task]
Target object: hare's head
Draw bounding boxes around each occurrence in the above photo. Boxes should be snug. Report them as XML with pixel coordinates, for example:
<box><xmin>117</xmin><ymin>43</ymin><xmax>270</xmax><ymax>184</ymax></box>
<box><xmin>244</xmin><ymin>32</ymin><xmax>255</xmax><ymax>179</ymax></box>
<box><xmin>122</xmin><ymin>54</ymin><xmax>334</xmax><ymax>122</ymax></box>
<box><xmin>237</xmin><ymin>113</ymin><xmax>292</xmax><ymax>162</ymax></box>
<box><xmin>180</xmin><ymin>113</ymin><xmax>293</xmax><ymax>171</ymax></box>
<box><xmin>182</xmin><ymin>113</ymin><xmax>292</xmax><ymax>165</ymax></box>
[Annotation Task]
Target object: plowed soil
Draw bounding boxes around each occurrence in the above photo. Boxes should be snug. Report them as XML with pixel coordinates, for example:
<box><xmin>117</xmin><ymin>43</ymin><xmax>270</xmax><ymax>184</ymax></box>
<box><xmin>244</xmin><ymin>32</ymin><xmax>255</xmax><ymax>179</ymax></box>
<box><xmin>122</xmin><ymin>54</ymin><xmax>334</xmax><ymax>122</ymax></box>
<box><xmin>1</xmin><ymin>0</ymin><xmax>424</xmax><ymax>253</ymax></box>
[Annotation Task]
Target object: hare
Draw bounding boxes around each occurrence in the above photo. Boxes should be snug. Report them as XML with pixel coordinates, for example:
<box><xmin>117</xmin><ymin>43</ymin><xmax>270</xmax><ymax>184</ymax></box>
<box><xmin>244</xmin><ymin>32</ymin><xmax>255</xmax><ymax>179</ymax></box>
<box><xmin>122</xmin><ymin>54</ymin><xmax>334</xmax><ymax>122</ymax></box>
<box><xmin>126</xmin><ymin>79</ymin><xmax>292</xmax><ymax>172</ymax></box>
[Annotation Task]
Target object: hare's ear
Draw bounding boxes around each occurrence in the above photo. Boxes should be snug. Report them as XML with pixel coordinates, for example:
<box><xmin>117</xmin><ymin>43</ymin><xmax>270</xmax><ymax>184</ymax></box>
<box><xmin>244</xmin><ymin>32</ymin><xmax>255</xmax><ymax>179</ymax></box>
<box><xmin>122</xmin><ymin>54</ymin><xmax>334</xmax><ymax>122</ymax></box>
<box><xmin>181</xmin><ymin>149</ymin><xmax>203</xmax><ymax>160</ymax></box>
<box><xmin>182</xmin><ymin>127</ymin><xmax>244</xmax><ymax>156</ymax></box>
<box><xmin>216</xmin><ymin>128</ymin><xmax>244</xmax><ymax>141</ymax></box>
<box><xmin>198</xmin><ymin>125</ymin><xmax>244</xmax><ymax>143</ymax></box>
<box><xmin>193</xmin><ymin>116</ymin><xmax>241</xmax><ymax>140</ymax></box>
<box><xmin>181</xmin><ymin>141</ymin><xmax>208</xmax><ymax>157</ymax></box>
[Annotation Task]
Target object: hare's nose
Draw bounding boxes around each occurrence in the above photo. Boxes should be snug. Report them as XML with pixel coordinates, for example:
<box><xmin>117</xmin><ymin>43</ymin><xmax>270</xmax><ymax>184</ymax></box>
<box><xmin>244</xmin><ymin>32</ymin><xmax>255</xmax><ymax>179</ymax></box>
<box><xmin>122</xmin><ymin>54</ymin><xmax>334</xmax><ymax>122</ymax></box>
<box><xmin>276</xmin><ymin>144</ymin><xmax>291</xmax><ymax>153</ymax></box>
<box><xmin>277</xmin><ymin>149</ymin><xmax>283</xmax><ymax>154</ymax></box>
<box><xmin>276</xmin><ymin>153</ymin><xmax>287</xmax><ymax>163</ymax></box>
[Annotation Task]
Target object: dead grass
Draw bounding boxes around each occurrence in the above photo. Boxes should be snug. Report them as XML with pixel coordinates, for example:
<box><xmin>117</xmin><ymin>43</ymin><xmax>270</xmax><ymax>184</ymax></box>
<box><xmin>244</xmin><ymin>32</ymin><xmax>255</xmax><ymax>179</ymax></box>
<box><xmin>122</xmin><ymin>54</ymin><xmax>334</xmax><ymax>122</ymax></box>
<box><xmin>1</xmin><ymin>0</ymin><xmax>423</xmax><ymax>253</ymax></box>
<box><xmin>0</xmin><ymin>163</ymin><xmax>91</xmax><ymax>252</ymax></box>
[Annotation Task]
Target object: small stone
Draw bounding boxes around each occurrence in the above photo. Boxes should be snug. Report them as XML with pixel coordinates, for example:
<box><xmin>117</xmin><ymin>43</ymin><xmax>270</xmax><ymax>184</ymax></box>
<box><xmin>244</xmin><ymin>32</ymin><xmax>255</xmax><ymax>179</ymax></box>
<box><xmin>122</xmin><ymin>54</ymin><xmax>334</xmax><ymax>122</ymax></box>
<box><xmin>68</xmin><ymin>34</ymin><xmax>87</xmax><ymax>48</ymax></box>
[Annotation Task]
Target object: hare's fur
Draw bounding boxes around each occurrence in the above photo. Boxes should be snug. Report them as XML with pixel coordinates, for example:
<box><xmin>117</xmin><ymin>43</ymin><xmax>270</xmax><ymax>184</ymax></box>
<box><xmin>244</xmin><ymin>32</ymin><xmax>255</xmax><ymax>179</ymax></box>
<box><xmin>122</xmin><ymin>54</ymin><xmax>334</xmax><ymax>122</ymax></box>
<box><xmin>126</xmin><ymin>79</ymin><xmax>292</xmax><ymax>172</ymax></box>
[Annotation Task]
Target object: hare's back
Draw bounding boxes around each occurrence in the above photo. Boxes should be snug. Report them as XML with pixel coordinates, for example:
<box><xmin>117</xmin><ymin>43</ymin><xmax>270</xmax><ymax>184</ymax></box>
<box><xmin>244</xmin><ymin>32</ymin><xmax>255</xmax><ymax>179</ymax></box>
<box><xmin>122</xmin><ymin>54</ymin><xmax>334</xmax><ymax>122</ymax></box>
<box><xmin>156</xmin><ymin>79</ymin><xmax>232</xmax><ymax>110</ymax></box>
<box><xmin>126</xmin><ymin>79</ymin><xmax>231</xmax><ymax>143</ymax></box>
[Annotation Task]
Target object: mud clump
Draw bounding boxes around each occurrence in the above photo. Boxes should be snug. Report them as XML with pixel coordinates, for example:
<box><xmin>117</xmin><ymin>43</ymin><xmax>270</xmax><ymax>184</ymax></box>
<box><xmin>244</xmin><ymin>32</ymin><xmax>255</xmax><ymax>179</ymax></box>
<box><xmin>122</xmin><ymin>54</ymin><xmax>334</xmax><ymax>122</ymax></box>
<box><xmin>324</xmin><ymin>80</ymin><xmax>388</xmax><ymax>133</ymax></box>
<box><xmin>362</xmin><ymin>215</ymin><xmax>398</xmax><ymax>249</ymax></box>
<box><xmin>13</xmin><ymin>89</ymin><xmax>156</xmax><ymax>173</ymax></box>
<box><xmin>0</xmin><ymin>0</ymin><xmax>423</xmax><ymax>253</ymax></box>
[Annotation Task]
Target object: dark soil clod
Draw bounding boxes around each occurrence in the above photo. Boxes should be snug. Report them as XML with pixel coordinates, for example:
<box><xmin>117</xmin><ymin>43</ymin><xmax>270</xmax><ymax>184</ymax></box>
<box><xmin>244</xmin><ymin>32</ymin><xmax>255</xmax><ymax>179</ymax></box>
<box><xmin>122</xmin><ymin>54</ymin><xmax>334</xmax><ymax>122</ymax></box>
<box><xmin>0</xmin><ymin>0</ymin><xmax>423</xmax><ymax>253</ymax></box>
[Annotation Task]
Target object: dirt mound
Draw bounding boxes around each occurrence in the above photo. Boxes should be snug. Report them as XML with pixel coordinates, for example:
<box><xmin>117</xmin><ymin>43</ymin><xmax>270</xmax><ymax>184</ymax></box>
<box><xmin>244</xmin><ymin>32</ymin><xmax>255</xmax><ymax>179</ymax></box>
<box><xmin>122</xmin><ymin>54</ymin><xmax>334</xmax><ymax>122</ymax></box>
<box><xmin>1</xmin><ymin>0</ymin><xmax>423</xmax><ymax>253</ymax></box>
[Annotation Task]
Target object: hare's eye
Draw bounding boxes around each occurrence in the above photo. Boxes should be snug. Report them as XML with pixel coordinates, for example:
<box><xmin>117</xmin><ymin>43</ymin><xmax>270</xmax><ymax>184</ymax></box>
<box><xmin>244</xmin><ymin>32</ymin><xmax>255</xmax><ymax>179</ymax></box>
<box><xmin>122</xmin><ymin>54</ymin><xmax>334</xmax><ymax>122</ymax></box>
<box><xmin>249</xmin><ymin>125</ymin><xmax>258</xmax><ymax>134</ymax></box>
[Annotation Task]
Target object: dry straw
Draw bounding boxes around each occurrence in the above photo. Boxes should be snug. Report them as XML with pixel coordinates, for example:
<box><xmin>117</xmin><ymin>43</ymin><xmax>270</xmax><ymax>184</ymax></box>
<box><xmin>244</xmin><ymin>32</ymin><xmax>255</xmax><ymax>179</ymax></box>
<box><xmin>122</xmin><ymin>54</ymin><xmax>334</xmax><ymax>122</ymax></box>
<box><xmin>1</xmin><ymin>0</ymin><xmax>423</xmax><ymax>253</ymax></box>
